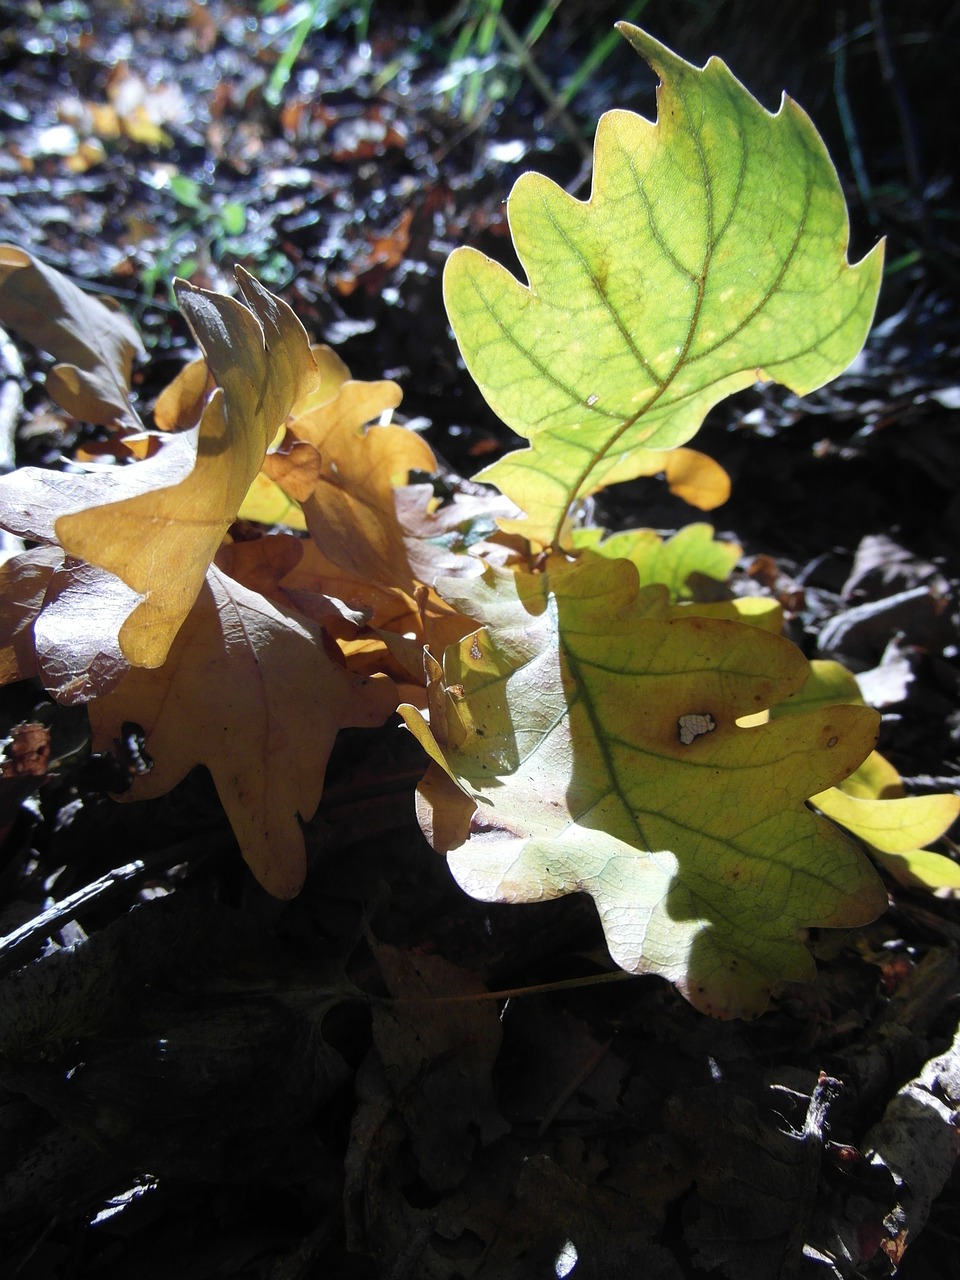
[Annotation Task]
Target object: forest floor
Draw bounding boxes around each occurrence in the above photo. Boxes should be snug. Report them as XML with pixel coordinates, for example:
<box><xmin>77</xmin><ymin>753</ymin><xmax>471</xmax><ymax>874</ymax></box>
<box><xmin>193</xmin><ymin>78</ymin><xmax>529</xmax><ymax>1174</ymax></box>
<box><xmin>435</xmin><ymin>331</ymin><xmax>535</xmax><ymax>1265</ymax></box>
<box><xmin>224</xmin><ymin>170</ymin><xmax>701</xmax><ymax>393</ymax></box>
<box><xmin>1</xmin><ymin>2</ymin><xmax>960</xmax><ymax>1277</ymax></box>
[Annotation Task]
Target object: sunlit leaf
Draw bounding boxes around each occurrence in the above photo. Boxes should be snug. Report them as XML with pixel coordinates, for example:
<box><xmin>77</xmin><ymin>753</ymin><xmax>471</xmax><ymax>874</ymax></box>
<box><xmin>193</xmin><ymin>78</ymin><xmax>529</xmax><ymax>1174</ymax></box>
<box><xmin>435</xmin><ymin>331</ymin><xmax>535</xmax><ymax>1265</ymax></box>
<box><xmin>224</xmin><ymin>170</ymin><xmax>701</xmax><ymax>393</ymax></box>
<box><xmin>280</xmin><ymin>539</ymin><xmax>479</xmax><ymax>677</ymax></box>
<box><xmin>444</xmin><ymin>27</ymin><xmax>883</xmax><ymax>546</ymax></box>
<box><xmin>572</xmin><ymin>523</ymin><xmax>740</xmax><ymax>599</ymax></box>
<box><xmin>238</xmin><ymin>470</ymin><xmax>308</xmax><ymax>530</ymax></box>
<box><xmin>282</xmin><ymin>376</ymin><xmax>424</xmax><ymax>590</ymax></box>
<box><xmin>770</xmin><ymin>658</ymin><xmax>865</xmax><ymax>719</ymax></box>
<box><xmin>0</xmin><ymin>267</ymin><xmax>320</xmax><ymax>669</ymax></box>
<box><xmin>153</xmin><ymin>355</ymin><xmax>212</xmax><ymax>431</ymax></box>
<box><xmin>772</xmin><ymin>668</ymin><xmax>960</xmax><ymax>893</ymax></box>
<box><xmin>811</xmin><ymin>787</ymin><xmax>960</xmax><ymax>855</ymax></box>
<box><xmin>870</xmin><ymin>848</ymin><xmax>960</xmax><ymax>892</ymax></box>
<box><xmin>836</xmin><ymin>749</ymin><xmax>903</xmax><ymax>800</ymax></box>
<box><xmin>400</xmin><ymin>557</ymin><xmax>884</xmax><ymax>1017</ymax></box>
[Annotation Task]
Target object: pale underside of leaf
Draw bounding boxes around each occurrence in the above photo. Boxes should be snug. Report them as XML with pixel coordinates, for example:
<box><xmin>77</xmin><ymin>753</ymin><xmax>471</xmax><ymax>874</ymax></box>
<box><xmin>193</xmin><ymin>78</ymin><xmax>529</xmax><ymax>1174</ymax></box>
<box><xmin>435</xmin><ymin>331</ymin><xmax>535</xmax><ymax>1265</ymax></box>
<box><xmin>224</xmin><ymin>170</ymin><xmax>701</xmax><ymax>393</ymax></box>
<box><xmin>443</xmin><ymin>26</ymin><xmax>883</xmax><ymax>547</ymax></box>
<box><xmin>0</xmin><ymin>543</ymin><xmax>194</xmax><ymax>706</ymax></box>
<box><xmin>0</xmin><ymin>536</ymin><xmax>146</xmax><ymax>704</ymax></box>
<box><xmin>401</xmin><ymin>559</ymin><xmax>885</xmax><ymax>1017</ymax></box>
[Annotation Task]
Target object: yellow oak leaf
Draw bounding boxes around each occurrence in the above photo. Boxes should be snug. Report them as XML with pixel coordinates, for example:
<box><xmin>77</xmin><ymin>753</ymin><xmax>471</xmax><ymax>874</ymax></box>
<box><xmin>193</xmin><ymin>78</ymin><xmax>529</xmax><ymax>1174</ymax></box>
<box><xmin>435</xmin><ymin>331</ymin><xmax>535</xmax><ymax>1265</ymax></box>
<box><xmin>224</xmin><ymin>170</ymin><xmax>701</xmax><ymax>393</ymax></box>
<box><xmin>87</xmin><ymin>565</ymin><xmax>397</xmax><ymax>898</ymax></box>
<box><xmin>280</xmin><ymin>540</ymin><xmax>478</xmax><ymax>677</ymax></box>
<box><xmin>283</xmin><ymin>376</ymin><xmax>429</xmax><ymax>592</ymax></box>
<box><xmin>152</xmin><ymin>355</ymin><xmax>212</xmax><ymax>431</ymax></box>
<box><xmin>0</xmin><ymin>267</ymin><xmax>320</xmax><ymax>669</ymax></box>
<box><xmin>815</xmin><ymin>749</ymin><xmax>960</xmax><ymax>893</ymax></box>
<box><xmin>237</xmin><ymin>469</ymin><xmax>309</xmax><ymax>531</ymax></box>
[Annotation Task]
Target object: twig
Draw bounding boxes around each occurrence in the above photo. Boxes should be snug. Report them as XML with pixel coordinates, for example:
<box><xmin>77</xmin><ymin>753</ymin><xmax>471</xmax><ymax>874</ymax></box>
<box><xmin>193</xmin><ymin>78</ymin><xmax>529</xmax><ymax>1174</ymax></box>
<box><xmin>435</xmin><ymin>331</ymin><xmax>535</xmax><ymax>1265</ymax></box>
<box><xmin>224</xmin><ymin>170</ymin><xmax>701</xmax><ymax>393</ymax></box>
<box><xmin>0</xmin><ymin>838</ymin><xmax>226</xmax><ymax>976</ymax></box>
<box><xmin>0</xmin><ymin>861</ymin><xmax>148</xmax><ymax>974</ymax></box>
<box><xmin>537</xmin><ymin>1036</ymin><xmax>612</xmax><ymax>1137</ymax></box>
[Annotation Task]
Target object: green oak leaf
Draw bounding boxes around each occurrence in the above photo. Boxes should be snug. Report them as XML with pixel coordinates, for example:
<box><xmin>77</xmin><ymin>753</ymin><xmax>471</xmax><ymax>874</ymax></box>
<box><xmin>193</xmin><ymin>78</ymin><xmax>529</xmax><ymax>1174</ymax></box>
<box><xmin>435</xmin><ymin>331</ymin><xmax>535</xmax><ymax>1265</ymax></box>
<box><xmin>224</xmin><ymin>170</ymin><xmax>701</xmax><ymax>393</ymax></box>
<box><xmin>572</xmin><ymin>523</ymin><xmax>740</xmax><ymax>600</ymax></box>
<box><xmin>444</xmin><ymin>25</ymin><xmax>883</xmax><ymax>548</ymax></box>
<box><xmin>399</xmin><ymin>558</ymin><xmax>886</xmax><ymax>1018</ymax></box>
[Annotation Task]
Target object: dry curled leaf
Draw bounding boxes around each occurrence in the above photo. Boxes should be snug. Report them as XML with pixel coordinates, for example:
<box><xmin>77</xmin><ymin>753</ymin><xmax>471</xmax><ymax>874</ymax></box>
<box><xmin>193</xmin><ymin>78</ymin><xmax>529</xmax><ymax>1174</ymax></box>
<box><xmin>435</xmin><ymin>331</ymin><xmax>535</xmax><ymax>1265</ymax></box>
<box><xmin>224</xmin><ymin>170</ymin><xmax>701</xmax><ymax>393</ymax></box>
<box><xmin>0</xmin><ymin>243</ymin><xmax>146</xmax><ymax>429</ymax></box>
<box><xmin>0</xmin><ymin>266</ymin><xmax>320</xmax><ymax>669</ymax></box>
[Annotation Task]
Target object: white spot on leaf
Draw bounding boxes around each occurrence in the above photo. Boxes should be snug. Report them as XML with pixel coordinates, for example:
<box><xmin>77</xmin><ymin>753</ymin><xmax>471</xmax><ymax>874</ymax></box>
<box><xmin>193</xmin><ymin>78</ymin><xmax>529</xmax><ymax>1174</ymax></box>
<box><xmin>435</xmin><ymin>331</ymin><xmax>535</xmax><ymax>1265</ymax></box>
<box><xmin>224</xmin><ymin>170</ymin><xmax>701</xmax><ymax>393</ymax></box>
<box><xmin>678</xmin><ymin>712</ymin><xmax>716</xmax><ymax>745</ymax></box>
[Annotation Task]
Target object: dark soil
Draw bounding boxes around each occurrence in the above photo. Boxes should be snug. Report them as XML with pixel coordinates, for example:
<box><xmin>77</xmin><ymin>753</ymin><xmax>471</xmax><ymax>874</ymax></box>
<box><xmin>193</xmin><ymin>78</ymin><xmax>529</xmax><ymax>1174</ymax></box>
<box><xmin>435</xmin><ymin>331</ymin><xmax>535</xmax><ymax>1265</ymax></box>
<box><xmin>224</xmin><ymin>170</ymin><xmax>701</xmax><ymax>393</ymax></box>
<box><xmin>1</xmin><ymin>2</ymin><xmax>959</xmax><ymax>1278</ymax></box>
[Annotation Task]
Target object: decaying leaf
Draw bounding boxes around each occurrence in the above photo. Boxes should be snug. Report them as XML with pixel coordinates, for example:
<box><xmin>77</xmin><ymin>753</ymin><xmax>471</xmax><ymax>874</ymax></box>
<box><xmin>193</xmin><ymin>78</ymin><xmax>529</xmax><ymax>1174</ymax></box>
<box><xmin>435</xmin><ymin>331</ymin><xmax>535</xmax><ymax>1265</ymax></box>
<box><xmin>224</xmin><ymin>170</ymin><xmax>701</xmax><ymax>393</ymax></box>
<box><xmin>0</xmin><ymin>721</ymin><xmax>51</xmax><ymax>779</ymax></box>
<box><xmin>366</xmin><ymin>943</ymin><xmax>508</xmax><ymax>1190</ymax></box>
<box><xmin>87</xmin><ymin>565</ymin><xmax>396</xmax><ymax>898</ymax></box>
<box><xmin>0</xmin><ymin>243</ymin><xmax>146</xmax><ymax>430</ymax></box>
<box><xmin>444</xmin><ymin>26</ymin><xmax>883</xmax><ymax>547</ymax></box>
<box><xmin>401</xmin><ymin>557</ymin><xmax>885</xmax><ymax>1017</ymax></box>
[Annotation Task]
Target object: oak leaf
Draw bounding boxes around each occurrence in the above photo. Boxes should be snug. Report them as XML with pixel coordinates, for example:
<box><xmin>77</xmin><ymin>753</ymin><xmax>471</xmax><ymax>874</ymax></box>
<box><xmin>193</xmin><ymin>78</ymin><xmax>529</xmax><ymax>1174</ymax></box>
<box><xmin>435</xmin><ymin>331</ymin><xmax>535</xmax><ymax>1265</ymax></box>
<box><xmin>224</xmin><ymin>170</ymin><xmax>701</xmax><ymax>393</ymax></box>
<box><xmin>815</xmin><ymin>755</ymin><xmax>960</xmax><ymax>892</ymax></box>
<box><xmin>87</xmin><ymin>565</ymin><xmax>397</xmax><ymax>898</ymax></box>
<box><xmin>282</xmin><ymin>375</ymin><xmax>427</xmax><ymax>592</ymax></box>
<box><xmin>0</xmin><ymin>266</ymin><xmax>320</xmax><ymax>668</ymax></box>
<box><xmin>444</xmin><ymin>26</ymin><xmax>883</xmax><ymax>547</ymax></box>
<box><xmin>0</xmin><ymin>244</ymin><xmax>146</xmax><ymax>430</ymax></box>
<box><xmin>238</xmin><ymin>469</ymin><xmax>309</xmax><ymax>530</ymax></box>
<box><xmin>765</xmin><ymin>661</ymin><xmax>960</xmax><ymax>891</ymax></box>
<box><xmin>400</xmin><ymin>558</ymin><xmax>886</xmax><ymax>1017</ymax></box>
<box><xmin>0</xmin><ymin>545</ymin><xmax>137</xmax><ymax>702</ymax></box>
<box><xmin>152</xmin><ymin>354</ymin><xmax>212</xmax><ymax>431</ymax></box>
<box><xmin>279</xmin><ymin>539</ymin><xmax>479</xmax><ymax>682</ymax></box>
<box><xmin>573</xmin><ymin>523</ymin><xmax>740</xmax><ymax>600</ymax></box>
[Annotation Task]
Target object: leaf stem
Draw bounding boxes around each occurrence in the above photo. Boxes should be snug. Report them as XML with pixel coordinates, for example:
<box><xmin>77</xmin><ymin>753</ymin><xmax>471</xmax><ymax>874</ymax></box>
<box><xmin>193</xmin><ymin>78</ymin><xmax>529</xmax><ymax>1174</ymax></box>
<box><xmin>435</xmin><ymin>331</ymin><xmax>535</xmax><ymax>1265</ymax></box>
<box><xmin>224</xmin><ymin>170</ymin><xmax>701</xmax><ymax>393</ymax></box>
<box><xmin>385</xmin><ymin>968</ymin><xmax>636</xmax><ymax>1004</ymax></box>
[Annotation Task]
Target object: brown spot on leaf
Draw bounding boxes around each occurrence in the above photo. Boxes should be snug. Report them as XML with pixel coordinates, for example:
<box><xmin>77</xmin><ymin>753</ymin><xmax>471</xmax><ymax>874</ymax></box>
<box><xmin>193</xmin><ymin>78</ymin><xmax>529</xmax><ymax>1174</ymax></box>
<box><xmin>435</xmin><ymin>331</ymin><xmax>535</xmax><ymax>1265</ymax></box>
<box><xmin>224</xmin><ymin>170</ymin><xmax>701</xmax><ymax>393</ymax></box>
<box><xmin>1</xmin><ymin>721</ymin><xmax>51</xmax><ymax>778</ymax></box>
